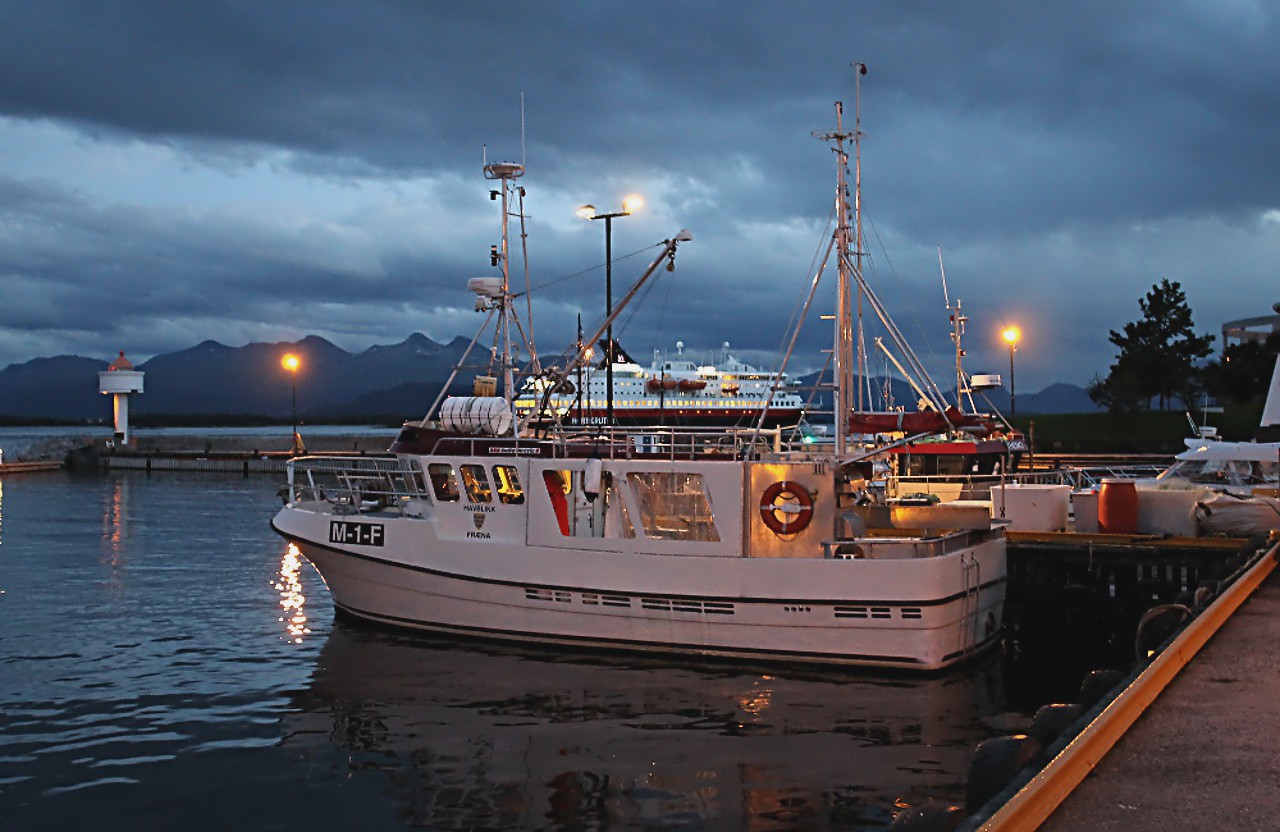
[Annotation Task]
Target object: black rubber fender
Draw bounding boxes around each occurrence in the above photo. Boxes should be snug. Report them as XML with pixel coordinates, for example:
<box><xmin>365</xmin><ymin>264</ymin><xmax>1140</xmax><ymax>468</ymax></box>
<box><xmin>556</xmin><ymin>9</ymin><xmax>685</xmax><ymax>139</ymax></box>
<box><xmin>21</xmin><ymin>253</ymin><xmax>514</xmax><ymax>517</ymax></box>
<box><xmin>1134</xmin><ymin>603</ymin><xmax>1191</xmax><ymax>660</ymax></box>
<box><xmin>1028</xmin><ymin>702</ymin><xmax>1085</xmax><ymax>748</ymax></box>
<box><xmin>887</xmin><ymin>799</ymin><xmax>963</xmax><ymax>831</ymax></box>
<box><xmin>965</xmin><ymin>734</ymin><xmax>1041</xmax><ymax>813</ymax></box>
<box><xmin>1078</xmin><ymin>668</ymin><xmax>1125</xmax><ymax>709</ymax></box>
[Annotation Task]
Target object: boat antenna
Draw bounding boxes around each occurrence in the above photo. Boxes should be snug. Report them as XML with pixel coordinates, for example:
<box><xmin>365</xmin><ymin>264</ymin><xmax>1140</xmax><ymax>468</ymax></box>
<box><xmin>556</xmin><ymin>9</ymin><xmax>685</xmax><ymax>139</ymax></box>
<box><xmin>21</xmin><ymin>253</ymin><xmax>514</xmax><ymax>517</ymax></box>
<box><xmin>938</xmin><ymin>245</ymin><xmax>950</xmax><ymax>309</ymax></box>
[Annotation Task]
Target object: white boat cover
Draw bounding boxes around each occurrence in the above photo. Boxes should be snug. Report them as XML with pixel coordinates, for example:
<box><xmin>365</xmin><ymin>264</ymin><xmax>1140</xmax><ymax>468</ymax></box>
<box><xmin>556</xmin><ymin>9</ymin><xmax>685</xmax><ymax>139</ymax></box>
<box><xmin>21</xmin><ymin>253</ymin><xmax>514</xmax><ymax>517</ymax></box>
<box><xmin>1196</xmin><ymin>493</ymin><xmax>1280</xmax><ymax>536</ymax></box>
<box><xmin>1176</xmin><ymin>438</ymin><xmax>1280</xmax><ymax>463</ymax></box>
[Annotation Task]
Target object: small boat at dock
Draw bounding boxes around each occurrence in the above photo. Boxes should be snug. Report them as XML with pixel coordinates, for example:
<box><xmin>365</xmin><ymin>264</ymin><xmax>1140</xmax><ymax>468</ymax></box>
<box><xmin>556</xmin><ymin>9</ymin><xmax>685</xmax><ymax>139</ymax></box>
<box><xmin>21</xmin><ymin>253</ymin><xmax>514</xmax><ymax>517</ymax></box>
<box><xmin>272</xmin><ymin>70</ymin><xmax>1007</xmax><ymax>671</ymax></box>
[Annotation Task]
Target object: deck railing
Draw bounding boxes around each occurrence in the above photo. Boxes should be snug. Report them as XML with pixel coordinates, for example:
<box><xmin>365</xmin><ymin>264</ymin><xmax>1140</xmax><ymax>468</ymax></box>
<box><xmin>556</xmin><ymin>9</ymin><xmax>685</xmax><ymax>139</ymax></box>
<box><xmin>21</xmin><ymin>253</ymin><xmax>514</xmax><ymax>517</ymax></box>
<box><xmin>888</xmin><ymin>464</ymin><xmax>1167</xmax><ymax>500</ymax></box>
<box><xmin>285</xmin><ymin>454</ymin><xmax>428</xmax><ymax>512</ymax></box>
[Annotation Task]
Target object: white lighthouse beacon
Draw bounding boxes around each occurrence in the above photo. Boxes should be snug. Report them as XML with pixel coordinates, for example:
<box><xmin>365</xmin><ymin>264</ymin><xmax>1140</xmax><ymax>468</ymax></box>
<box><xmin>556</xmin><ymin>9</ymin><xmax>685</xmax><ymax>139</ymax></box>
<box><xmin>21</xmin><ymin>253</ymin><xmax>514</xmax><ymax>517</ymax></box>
<box><xmin>98</xmin><ymin>351</ymin><xmax>145</xmax><ymax>446</ymax></box>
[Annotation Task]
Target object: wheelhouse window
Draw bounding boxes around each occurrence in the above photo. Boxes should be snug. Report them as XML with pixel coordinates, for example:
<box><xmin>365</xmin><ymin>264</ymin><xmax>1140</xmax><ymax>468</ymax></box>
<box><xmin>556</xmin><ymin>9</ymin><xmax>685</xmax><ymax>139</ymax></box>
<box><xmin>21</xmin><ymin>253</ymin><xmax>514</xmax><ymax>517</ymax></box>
<box><xmin>625</xmin><ymin>472</ymin><xmax>720</xmax><ymax>541</ymax></box>
<box><xmin>427</xmin><ymin>463</ymin><xmax>460</xmax><ymax>502</ymax></box>
<box><xmin>460</xmin><ymin>464</ymin><xmax>493</xmax><ymax>503</ymax></box>
<box><xmin>493</xmin><ymin>465</ymin><xmax>525</xmax><ymax>505</ymax></box>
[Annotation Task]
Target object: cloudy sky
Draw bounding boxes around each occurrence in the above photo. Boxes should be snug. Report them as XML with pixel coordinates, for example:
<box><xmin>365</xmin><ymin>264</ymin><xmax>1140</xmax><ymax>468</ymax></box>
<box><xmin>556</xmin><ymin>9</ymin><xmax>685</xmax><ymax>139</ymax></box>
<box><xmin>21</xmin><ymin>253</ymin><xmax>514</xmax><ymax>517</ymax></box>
<box><xmin>0</xmin><ymin>1</ymin><xmax>1276</xmax><ymax>393</ymax></box>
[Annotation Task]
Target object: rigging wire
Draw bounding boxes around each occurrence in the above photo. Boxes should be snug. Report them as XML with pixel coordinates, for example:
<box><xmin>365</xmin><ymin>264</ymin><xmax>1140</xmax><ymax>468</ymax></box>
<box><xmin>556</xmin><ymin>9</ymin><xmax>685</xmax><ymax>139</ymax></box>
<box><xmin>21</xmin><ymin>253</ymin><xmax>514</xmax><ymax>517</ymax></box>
<box><xmin>516</xmin><ymin>185</ymin><xmax>539</xmax><ymax>373</ymax></box>
<box><xmin>864</xmin><ymin>208</ymin><xmax>943</xmax><ymax>387</ymax></box>
<box><xmin>511</xmin><ymin>243</ymin><xmax>664</xmax><ymax>299</ymax></box>
<box><xmin>774</xmin><ymin>200</ymin><xmax>839</xmax><ymax>380</ymax></box>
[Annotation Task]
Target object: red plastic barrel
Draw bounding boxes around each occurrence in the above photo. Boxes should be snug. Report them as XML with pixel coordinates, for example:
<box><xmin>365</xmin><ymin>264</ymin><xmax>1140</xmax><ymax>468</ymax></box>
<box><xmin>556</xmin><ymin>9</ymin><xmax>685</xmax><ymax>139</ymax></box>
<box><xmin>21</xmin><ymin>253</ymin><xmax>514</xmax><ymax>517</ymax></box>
<box><xmin>1098</xmin><ymin>479</ymin><xmax>1138</xmax><ymax>534</ymax></box>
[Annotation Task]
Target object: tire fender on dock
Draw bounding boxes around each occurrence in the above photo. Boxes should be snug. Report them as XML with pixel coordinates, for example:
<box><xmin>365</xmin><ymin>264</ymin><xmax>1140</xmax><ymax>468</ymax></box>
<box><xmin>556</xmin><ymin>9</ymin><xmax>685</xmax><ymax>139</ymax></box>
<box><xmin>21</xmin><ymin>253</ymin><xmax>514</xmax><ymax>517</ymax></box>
<box><xmin>965</xmin><ymin>734</ymin><xmax>1042</xmax><ymax>813</ymax></box>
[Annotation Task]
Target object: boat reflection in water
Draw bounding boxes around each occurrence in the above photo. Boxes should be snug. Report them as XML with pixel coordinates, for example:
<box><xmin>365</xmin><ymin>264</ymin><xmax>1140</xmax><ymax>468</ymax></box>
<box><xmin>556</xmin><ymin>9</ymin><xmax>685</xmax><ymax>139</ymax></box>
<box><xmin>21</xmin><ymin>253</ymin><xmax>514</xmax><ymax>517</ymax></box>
<box><xmin>285</xmin><ymin>620</ymin><xmax>1007</xmax><ymax>829</ymax></box>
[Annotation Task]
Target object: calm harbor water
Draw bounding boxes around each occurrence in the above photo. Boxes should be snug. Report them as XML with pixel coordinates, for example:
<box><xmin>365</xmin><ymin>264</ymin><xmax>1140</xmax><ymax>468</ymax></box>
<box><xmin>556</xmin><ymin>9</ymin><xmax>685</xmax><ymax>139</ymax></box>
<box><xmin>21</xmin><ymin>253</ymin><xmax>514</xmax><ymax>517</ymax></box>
<box><xmin>2</xmin><ymin>435</ymin><xmax>1035</xmax><ymax>830</ymax></box>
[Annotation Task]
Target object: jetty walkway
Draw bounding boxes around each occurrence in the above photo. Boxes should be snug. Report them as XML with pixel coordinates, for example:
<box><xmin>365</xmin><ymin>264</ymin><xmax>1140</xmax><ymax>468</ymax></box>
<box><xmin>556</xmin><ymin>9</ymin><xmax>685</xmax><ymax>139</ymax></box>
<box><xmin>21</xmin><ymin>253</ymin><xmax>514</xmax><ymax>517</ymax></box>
<box><xmin>0</xmin><ymin>460</ymin><xmax>62</xmax><ymax>474</ymax></box>
<box><xmin>1038</xmin><ymin>557</ymin><xmax>1280</xmax><ymax>831</ymax></box>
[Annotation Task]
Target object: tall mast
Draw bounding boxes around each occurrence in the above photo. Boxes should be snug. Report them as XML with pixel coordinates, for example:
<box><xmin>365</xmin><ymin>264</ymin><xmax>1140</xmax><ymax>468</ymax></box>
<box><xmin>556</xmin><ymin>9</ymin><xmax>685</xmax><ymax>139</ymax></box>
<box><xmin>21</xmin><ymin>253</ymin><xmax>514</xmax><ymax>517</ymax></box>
<box><xmin>951</xmin><ymin>297</ymin><xmax>970</xmax><ymax>413</ymax></box>
<box><xmin>483</xmin><ymin>158</ymin><xmax>524</xmax><ymax>404</ymax></box>
<box><xmin>836</xmin><ymin>100</ymin><xmax>855</xmax><ymax>456</ymax></box>
<box><xmin>853</xmin><ymin>62</ymin><xmax>867</xmax><ymax>417</ymax></box>
<box><xmin>813</xmin><ymin>63</ymin><xmax>866</xmax><ymax>456</ymax></box>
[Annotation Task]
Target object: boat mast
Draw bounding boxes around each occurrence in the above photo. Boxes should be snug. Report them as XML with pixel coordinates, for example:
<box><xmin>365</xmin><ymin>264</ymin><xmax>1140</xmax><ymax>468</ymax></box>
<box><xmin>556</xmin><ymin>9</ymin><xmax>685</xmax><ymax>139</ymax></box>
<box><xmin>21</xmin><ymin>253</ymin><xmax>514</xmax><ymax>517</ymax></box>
<box><xmin>853</xmin><ymin>62</ymin><xmax>867</xmax><ymax>418</ymax></box>
<box><xmin>951</xmin><ymin>298</ymin><xmax>971</xmax><ymax>414</ymax></box>
<box><xmin>814</xmin><ymin>63</ymin><xmax>866</xmax><ymax>456</ymax></box>
<box><xmin>483</xmin><ymin>157</ymin><xmax>524</xmax><ymax>404</ymax></box>
<box><xmin>836</xmin><ymin>99</ymin><xmax>855</xmax><ymax>456</ymax></box>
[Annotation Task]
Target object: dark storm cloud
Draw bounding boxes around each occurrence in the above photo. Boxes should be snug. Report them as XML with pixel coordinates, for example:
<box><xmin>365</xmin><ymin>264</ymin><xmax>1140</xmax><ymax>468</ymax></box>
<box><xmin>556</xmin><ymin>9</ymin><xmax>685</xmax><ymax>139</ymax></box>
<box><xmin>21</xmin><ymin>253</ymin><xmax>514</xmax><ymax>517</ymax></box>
<box><xmin>0</xmin><ymin>1</ymin><xmax>1277</xmax><ymax>389</ymax></box>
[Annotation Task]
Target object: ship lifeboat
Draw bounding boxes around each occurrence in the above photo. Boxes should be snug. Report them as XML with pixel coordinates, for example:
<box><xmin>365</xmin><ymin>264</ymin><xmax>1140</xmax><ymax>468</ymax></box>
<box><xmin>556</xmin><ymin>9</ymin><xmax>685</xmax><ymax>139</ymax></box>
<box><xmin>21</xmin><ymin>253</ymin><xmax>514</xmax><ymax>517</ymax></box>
<box><xmin>678</xmin><ymin>379</ymin><xmax>707</xmax><ymax>391</ymax></box>
<box><xmin>646</xmin><ymin>378</ymin><xmax>679</xmax><ymax>392</ymax></box>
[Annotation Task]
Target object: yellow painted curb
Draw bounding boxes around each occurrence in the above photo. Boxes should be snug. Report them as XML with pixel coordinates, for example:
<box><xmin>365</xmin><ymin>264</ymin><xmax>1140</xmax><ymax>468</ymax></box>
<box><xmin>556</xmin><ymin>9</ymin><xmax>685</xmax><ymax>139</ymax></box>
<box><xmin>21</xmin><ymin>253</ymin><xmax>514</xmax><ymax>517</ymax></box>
<box><xmin>980</xmin><ymin>540</ymin><xmax>1280</xmax><ymax>832</ymax></box>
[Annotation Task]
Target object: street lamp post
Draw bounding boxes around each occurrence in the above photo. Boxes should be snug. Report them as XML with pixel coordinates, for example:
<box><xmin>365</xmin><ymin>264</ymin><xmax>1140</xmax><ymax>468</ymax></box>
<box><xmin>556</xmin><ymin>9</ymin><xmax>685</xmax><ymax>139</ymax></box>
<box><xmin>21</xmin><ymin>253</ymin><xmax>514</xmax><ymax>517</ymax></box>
<box><xmin>578</xmin><ymin>195</ymin><xmax>643</xmax><ymax>427</ymax></box>
<box><xmin>1001</xmin><ymin>326</ymin><xmax>1020</xmax><ymax>421</ymax></box>
<box><xmin>282</xmin><ymin>353</ymin><xmax>300</xmax><ymax>454</ymax></box>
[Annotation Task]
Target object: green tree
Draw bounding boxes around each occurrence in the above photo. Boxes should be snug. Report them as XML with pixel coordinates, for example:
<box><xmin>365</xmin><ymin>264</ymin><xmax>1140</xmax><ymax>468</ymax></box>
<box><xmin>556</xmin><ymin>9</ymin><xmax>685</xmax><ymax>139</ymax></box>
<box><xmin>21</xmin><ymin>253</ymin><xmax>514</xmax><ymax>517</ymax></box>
<box><xmin>1089</xmin><ymin>278</ymin><xmax>1215</xmax><ymax>411</ymax></box>
<box><xmin>1201</xmin><ymin>332</ymin><xmax>1280</xmax><ymax>405</ymax></box>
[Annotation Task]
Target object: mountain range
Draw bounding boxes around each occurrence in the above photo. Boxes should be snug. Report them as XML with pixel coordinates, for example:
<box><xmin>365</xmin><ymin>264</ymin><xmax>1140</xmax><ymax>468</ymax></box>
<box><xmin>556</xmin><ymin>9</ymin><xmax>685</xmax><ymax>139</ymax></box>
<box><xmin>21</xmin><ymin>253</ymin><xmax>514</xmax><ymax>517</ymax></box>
<box><xmin>0</xmin><ymin>334</ymin><xmax>1099</xmax><ymax>421</ymax></box>
<box><xmin>0</xmin><ymin>333</ymin><xmax>471</xmax><ymax>421</ymax></box>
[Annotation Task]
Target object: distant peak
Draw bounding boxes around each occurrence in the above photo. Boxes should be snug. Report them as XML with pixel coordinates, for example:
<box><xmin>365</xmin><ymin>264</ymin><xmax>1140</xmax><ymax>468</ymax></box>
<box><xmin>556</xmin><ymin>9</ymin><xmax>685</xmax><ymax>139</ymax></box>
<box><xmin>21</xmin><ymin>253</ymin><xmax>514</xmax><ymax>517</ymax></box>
<box><xmin>405</xmin><ymin>332</ymin><xmax>438</xmax><ymax>347</ymax></box>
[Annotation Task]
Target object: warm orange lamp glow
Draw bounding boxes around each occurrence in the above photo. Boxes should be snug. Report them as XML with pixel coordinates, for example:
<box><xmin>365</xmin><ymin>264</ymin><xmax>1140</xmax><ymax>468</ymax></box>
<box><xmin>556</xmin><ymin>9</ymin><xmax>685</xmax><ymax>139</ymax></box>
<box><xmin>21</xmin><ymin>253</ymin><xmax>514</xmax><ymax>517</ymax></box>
<box><xmin>1001</xmin><ymin>327</ymin><xmax>1021</xmax><ymax>420</ymax></box>
<box><xmin>281</xmin><ymin>353</ymin><xmax>302</xmax><ymax>455</ymax></box>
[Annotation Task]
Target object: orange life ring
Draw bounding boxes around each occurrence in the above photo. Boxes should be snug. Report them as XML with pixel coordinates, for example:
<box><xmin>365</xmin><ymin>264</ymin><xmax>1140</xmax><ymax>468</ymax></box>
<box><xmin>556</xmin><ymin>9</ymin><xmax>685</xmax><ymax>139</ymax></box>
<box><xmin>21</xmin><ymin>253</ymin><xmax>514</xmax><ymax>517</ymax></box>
<box><xmin>759</xmin><ymin>480</ymin><xmax>814</xmax><ymax>535</ymax></box>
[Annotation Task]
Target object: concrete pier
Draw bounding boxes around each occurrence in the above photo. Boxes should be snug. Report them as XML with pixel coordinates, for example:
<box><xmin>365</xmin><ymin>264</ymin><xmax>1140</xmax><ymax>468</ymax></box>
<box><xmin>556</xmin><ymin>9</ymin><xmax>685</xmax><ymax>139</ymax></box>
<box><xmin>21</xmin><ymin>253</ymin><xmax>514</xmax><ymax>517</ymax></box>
<box><xmin>92</xmin><ymin>433</ymin><xmax>395</xmax><ymax>473</ymax></box>
<box><xmin>0</xmin><ymin>460</ymin><xmax>63</xmax><ymax>475</ymax></box>
<box><xmin>1039</xmin><ymin>561</ymin><xmax>1280</xmax><ymax>831</ymax></box>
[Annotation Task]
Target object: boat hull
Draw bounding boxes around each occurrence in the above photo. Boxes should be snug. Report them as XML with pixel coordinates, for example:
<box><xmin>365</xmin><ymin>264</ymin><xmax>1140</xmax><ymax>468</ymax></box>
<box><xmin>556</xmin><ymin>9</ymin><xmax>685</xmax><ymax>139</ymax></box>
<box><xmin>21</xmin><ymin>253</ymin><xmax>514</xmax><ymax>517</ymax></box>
<box><xmin>273</xmin><ymin>506</ymin><xmax>1006</xmax><ymax>671</ymax></box>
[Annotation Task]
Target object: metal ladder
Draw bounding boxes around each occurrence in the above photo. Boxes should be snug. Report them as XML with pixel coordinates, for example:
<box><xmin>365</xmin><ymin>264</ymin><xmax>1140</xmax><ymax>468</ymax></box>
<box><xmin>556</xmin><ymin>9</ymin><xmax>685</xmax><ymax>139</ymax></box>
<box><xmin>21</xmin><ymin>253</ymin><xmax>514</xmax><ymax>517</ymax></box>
<box><xmin>960</xmin><ymin>551</ymin><xmax>982</xmax><ymax>654</ymax></box>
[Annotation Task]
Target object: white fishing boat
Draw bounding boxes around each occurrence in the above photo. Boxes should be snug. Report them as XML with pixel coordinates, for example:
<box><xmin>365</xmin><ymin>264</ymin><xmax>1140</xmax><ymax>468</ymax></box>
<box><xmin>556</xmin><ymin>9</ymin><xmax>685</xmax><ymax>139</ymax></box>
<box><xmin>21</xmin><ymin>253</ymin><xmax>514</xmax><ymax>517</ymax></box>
<box><xmin>271</xmin><ymin>69</ymin><xmax>1008</xmax><ymax>671</ymax></box>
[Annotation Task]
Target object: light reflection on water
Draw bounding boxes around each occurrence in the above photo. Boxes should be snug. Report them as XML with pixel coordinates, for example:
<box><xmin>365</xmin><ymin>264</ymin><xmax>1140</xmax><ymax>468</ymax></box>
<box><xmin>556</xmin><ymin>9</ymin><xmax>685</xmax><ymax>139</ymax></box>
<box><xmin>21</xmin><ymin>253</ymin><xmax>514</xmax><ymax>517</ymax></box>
<box><xmin>0</xmin><ymin>458</ymin><xmax>1021</xmax><ymax>830</ymax></box>
<box><xmin>276</xmin><ymin>543</ymin><xmax>311</xmax><ymax>644</ymax></box>
<box><xmin>100</xmin><ymin>477</ymin><xmax>126</xmax><ymax>555</ymax></box>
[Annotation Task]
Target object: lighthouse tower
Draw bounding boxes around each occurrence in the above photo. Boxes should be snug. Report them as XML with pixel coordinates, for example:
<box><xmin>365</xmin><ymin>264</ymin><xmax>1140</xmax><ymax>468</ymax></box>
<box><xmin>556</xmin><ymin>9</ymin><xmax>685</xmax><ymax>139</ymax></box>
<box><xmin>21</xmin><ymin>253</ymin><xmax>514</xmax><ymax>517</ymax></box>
<box><xmin>98</xmin><ymin>351</ymin><xmax>145</xmax><ymax>445</ymax></box>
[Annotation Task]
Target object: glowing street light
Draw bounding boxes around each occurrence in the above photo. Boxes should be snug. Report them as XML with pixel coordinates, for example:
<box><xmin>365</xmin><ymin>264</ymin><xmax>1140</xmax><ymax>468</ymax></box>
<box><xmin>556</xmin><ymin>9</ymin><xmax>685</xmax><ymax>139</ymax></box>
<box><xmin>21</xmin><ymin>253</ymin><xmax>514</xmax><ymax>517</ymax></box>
<box><xmin>281</xmin><ymin>352</ymin><xmax>302</xmax><ymax>455</ymax></box>
<box><xmin>577</xmin><ymin>195</ymin><xmax>643</xmax><ymax>426</ymax></box>
<box><xmin>1002</xmin><ymin>326</ymin><xmax>1021</xmax><ymax>420</ymax></box>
